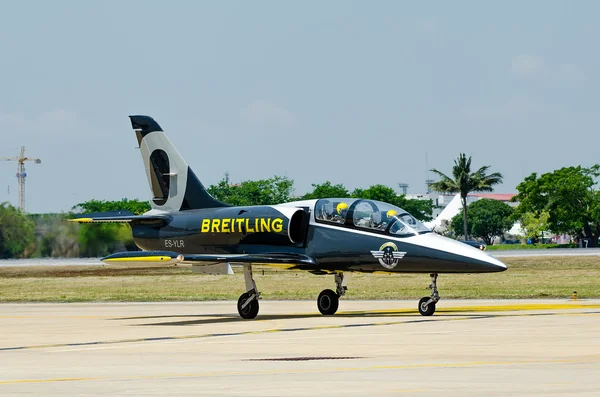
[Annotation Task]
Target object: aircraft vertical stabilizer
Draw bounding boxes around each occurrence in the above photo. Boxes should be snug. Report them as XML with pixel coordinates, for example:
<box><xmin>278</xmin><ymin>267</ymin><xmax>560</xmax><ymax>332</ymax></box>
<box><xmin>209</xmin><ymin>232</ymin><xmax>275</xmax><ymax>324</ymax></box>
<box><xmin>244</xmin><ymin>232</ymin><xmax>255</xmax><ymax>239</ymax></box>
<box><xmin>424</xmin><ymin>193</ymin><xmax>463</xmax><ymax>232</ymax></box>
<box><xmin>129</xmin><ymin>115</ymin><xmax>229</xmax><ymax>212</ymax></box>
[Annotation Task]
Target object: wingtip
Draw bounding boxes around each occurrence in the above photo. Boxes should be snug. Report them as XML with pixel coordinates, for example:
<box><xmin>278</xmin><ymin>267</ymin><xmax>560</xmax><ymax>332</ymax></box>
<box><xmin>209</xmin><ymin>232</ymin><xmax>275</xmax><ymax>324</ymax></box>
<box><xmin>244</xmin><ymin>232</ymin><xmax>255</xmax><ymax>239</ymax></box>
<box><xmin>68</xmin><ymin>218</ymin><xmax>92</xmax><ymax>223</ymax></box>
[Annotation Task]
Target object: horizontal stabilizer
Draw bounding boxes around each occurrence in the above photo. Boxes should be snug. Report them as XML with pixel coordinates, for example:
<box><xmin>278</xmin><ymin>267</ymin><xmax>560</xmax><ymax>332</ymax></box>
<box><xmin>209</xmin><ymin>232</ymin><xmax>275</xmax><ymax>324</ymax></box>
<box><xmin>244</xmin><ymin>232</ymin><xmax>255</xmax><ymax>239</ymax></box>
<box><xmin>70</xmin><ymin>211</ymin><xmax>168</xmax><ymax>225</ymax></box>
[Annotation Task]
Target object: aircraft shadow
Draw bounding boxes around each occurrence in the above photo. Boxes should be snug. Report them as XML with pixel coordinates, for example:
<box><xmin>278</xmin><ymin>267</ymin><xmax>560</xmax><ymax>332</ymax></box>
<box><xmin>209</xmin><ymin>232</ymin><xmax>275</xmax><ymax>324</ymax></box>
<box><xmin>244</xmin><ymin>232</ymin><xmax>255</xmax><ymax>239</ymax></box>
<box><xmin>113</xmin><ymin>310</ymin><xmax>490</xmax><ymax>327</ymax></box>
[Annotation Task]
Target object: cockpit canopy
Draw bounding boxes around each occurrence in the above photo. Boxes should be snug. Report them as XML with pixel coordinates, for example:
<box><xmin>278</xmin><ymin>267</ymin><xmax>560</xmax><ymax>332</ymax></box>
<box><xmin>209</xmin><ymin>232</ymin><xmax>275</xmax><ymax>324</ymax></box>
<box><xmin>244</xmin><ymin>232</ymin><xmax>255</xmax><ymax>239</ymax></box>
<box><xmin>314</xmin><ymin>198</ymin><xmax>430</xmax><ymax>237</ymax></box>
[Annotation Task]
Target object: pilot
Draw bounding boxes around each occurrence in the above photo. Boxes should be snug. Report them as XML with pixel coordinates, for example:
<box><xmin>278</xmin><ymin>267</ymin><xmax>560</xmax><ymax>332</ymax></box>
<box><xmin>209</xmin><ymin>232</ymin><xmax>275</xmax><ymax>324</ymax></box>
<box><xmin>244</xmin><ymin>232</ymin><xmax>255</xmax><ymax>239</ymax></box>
<box><xmin>383</xmin><ymin>209</ymin><xmax>398</xmax><ymax>230</ymax></box>
<box><xmin>332</xmin><ymin>202</ymin><xmax>348</xmax><ymax>223</ymax></box>
<box><xmin>373</xmin><ymin>209</ymin><xmax>398</xmax><ymax>230</ymax></box>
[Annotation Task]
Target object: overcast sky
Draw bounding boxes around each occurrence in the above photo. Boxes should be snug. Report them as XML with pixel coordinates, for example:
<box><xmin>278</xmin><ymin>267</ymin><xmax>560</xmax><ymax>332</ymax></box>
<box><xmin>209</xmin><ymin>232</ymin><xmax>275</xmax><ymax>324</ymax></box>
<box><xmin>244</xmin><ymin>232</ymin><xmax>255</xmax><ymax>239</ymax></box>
<box><xmin>1</xmin><ymin>1</ymin><xmax>598</xmax><ymax>213</ymax></box>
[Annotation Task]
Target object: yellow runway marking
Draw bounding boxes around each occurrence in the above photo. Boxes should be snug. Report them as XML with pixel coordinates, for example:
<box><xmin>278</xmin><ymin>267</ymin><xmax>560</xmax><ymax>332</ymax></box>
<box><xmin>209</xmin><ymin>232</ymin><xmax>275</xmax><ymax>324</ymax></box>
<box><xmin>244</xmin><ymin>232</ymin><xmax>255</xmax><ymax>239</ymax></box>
<box><xmin>1</xmin><ymin>357</ymin><xmax>597</xmax><ymax>386</ymax></box>
<box><xmin>439</xmin><ymin>303</ymin><xmax>600</xmax><ymax>312</ymax></box>
<box><xmin>0</xmin><ymin>315</ymin><xmax>109</xmax><ymax>319</ymax></box>
<box><xmin>340</xmin><ymin>302</ymin><xmax>600</xmax><ymax>316</ymax></box>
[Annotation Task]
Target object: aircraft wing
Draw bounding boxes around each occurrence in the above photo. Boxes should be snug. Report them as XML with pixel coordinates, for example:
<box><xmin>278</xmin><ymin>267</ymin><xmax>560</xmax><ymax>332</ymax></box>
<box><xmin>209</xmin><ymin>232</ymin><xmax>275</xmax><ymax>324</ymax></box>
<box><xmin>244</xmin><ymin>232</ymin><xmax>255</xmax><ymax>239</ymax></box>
<box><xmin>69</xmin><ymin>210</ymin><xmax>169</xmax><ymax>225</ymax></box>
<box><xmin>182</xmin><ymin>253</ymin><xmax>318</xmax><ymax>266</ymax></box>
<box><xmin>101</xmin><ymin>251</ymin><xmax>318</xmax><ymax>267</ymax></box>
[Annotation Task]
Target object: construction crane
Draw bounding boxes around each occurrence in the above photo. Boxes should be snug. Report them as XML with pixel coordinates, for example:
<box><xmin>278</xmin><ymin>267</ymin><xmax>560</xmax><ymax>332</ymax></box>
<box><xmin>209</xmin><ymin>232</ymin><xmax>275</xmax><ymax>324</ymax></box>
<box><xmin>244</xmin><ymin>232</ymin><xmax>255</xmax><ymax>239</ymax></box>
<box><xmin>1</xmin><ymin>146</ymin><xmax>41</xmax><ymax>212</ymax></box>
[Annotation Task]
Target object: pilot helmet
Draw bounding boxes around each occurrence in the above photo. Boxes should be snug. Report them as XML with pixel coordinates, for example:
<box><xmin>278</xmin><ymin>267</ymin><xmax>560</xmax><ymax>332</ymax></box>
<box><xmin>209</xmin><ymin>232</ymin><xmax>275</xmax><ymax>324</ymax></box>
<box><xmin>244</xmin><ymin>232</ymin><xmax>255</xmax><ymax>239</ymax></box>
<box><xmin>386</xmin><ymin>209</ymin><xmax>398</xmax><ymax>218</ymax></box>
<box><xmin>336</xmin><ymin>202</ymin><xmax>349</xmax><ymax>214</ymax></box>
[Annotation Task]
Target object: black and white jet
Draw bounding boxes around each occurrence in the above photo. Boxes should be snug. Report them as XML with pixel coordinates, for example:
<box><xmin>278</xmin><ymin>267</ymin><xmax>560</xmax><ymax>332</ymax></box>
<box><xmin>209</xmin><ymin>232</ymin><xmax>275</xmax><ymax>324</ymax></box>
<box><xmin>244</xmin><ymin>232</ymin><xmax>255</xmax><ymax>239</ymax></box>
<box><xmin>72</xmin><ymin>116</ymin><xmax>507</xmax><ymax>319</ymax></box>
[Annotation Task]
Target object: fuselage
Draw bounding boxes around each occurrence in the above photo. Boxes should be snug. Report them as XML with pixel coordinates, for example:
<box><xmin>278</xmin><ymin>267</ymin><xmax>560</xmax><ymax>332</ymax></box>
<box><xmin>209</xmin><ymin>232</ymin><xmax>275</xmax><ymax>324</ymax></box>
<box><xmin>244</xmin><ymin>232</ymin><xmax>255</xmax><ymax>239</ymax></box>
<box><xmin>131</xmin><ymin>198</ymin><xmax>507</xmax><ymax>274</ymax></box>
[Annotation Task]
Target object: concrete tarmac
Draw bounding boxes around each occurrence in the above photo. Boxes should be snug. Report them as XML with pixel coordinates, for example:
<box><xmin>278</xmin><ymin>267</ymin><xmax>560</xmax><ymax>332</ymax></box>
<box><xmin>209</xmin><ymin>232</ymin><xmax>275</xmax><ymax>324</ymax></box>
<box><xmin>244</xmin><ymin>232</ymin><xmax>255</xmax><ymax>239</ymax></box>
<box><xmin>2</xmin><ymin>300</ymin><xmax>600</xmax><ymax>396</ymax></box>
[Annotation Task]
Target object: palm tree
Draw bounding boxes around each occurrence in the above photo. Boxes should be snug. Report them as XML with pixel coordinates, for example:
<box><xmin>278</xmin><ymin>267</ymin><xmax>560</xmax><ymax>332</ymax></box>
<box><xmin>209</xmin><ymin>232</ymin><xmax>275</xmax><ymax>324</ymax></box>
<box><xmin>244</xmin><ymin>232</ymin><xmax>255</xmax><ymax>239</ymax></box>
<box><xmin>429</xmin><ymin>154</ymin><xmax>503</xmax><ymax>239</ymax></box>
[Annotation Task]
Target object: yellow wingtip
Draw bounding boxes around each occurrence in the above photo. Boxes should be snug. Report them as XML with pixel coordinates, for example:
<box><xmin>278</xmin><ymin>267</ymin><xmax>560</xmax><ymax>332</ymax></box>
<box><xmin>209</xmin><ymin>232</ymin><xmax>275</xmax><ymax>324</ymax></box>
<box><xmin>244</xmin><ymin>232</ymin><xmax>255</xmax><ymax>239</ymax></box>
<box><xmin>102</xmin><ymin>256</ymin><xmax>173</xmax><ymax>263</ymax></box>
<box><xmin>69</xmin><ymin>218</ymin><xmax>93</xmax><ymax>223</ymax></box>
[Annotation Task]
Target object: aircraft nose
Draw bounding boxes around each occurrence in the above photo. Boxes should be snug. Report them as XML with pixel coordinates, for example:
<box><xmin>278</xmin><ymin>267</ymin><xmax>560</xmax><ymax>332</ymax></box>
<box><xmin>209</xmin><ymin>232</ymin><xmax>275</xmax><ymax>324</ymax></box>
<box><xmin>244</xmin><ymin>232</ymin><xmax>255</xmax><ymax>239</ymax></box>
<box><xmin>415</xmin><ymin>233</ymin><xmax>508</xmax><ymax>273</ymax></box>
<box><xmin>467</xmin><ymin>250</ymin><xmax>507</xmax><ymax>272</ymax></box>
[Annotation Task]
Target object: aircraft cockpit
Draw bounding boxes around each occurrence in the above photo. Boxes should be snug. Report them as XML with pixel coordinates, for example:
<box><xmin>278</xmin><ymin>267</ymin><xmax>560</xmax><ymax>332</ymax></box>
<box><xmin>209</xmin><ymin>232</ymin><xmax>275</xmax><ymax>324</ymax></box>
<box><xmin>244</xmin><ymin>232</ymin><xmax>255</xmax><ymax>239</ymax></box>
<box><xmin>314</xmin><ymin>198</ymin><xmax>430</xmax><ymax>236</ymax></box>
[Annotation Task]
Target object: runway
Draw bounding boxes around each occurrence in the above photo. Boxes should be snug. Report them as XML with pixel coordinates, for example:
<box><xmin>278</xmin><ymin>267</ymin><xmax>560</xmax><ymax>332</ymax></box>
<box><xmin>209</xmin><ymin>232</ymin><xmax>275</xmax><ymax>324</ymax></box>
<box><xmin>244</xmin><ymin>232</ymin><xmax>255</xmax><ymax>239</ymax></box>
<box><xmin>2</xmin><ymin>300</ymin><xmax>600</xmax><ymax>396</ymax></box>
<box><xmin>491</xmin><ymin>248</ymin><xmax>600</xmax><ymax>257</ymax></box>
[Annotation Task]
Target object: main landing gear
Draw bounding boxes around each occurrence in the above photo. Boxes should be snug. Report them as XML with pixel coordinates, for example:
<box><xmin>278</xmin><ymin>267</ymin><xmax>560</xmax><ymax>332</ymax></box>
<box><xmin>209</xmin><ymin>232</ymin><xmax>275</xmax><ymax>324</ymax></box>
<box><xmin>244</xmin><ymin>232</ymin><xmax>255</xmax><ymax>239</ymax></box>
<box><xmin>418</xmin><ymin>273</ymin><xmax>440</xmax><ymax>316</ymax></box>
<box><xmin>317</xmin><ymin>272</ymin><xmax>347</xmax><ymax>315</ymax></box>
<box><xmin>237</xmin><ymin>264</ymin><xmax>260</xmax><ymax>319</ymax></box>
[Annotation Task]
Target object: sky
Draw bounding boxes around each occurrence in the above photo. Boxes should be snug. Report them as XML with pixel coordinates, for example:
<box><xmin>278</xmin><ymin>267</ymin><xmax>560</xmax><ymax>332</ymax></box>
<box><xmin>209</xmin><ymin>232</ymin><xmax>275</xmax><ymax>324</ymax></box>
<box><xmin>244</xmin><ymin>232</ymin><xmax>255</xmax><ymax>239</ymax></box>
<box><xmin>1</xmin><ymin>0</ymin><xmax>599</xmax><ymax>213</ymax></box>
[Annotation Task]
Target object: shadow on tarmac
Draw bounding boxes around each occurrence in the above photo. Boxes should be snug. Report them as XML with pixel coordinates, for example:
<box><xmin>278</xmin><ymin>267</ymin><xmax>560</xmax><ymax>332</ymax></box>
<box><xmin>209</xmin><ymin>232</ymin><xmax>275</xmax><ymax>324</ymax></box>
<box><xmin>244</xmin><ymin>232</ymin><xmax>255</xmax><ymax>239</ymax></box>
<box><xmin>112</xmin><ymin>310</ymin><xmax>494</xmax><ymax>327</ymax></box>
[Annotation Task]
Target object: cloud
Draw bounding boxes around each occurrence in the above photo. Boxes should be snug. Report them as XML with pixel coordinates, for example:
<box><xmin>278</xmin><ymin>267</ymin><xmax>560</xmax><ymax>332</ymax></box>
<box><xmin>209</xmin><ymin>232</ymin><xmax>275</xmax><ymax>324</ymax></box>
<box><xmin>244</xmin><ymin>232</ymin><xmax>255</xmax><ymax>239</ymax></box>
<box><xmin>511</xmin><ymin>54</ymin><xmax>545</xmax><ymax>77</ymax></box>
<box><xmin>509</xmin><ymin>54</ymin><xmax>584</xmax><ymax>85</ymax></box>
<box><xmin>240</xmin><ymin>100</ymin><xmax>296</xmax><ymax>127</ymax></box>
<box><xmin>557</xmin><ymin>63</ymin><xmax>584</xmax><ymax>82</ymax></box>
<box><xmin>39</xmin><ymin>109</ymin><xmax>77</xmax><ymax>128</ymax></box>
<box><xmin>460</xmin><ymin>95</ymin><xmax>543</xmax><ymax>121</ymax></box>
<box><xmin>0</xmin><ymin>109</ymin><xmax>78</xmax><ymax>135</ymax></box>
<box><xmin>416</xmin><ymin>18</ymin><xmax>437</xmax><ymax>33</ymax></box>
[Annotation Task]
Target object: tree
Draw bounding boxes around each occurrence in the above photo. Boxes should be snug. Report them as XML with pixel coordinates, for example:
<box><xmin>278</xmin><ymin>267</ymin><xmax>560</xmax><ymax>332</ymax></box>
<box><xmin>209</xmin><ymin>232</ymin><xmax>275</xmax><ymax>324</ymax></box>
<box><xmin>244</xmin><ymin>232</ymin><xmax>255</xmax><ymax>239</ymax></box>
<box><xmin>351</xmin><ymin>184</ymin><xmax>399</xmax><ymax>203</ymax></box>
<box><xmin>429</xmin><ymin>153</ymin><xmax>503</xmax><ymax>239</ymax></box>
<box><xmin>450</xmin><ymin>199</ymin><xmax>513</xmax><ymax>244</ymax></box>
<box><xmin>519</xmin><ymin>211</ymin><xmax>550</xmax><ymax>243</ymax></box>
<box><xmin>301</xmin><ymin>181</ymin><xmax>350</xmax><ymax>200</ymax></box>
<box><xmin>449</xmin><ymin>212</ymin><xmax>471</xmax><ymax>239</ymax></box>
<box><xmin>207</xmin><ymin>175</ymin><xmax>294</xmax><ymax>206</ymax></box>
<box><xmin>72</xmin><ymin>198</ymin><xmax>150</xmax><ymax>215</ymax></box>
<box><xmin>351</xmin><ymin>184</ymin><xmax>433</xmax><ymax>221</ymax></box>
<box><xmin>514</xmin><ymin>165</ymin><xmax>600</xmax><ymax>247</ymax></box>
<box><xmin>30</xmin><ymin>214</ymin><xmax>80</xmax><ymax>258</ymax></box>
<box><xmin>0</xmin><ymin>202</ymin><xmax>36</xmax><ymax>258</ymax></box>
<box><xmin>71</xmin><ymin>199</ymin><xmax>149</xmax><ymax>256</ymax></box>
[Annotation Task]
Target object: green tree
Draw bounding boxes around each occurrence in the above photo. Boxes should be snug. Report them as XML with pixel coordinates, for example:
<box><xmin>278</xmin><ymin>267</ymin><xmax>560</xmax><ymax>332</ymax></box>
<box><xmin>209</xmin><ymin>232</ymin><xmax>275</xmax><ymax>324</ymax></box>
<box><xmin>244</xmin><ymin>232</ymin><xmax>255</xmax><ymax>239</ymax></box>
<box><xmin>351</xmin><ymin>184</ymin><xmax>399</xmax><ymax>203</ymax></box>
<box><xmin>207</xmin><ymin>175</ymin><xmax>294</xmax><ymax>206</ymax></box>
<box><xmin>0</xmin><ymin>202</ymin><xmax>36</xmax><ymax>258</ymax></box>
<box><xmin>72</xmin><ymin>199</ymin><xmax>149</xmax><ymax>256</ymax></box>
<box><xmin>519</xmin><ymin>211</ymin><xmax>550</xmax><ymax>243</ymax></box>
<box><xmin>450</xmin><ymin>199</ymin><xmax>513</xmax><ymax>244</ymax></box>
<box><xmin>449</xmin><ymin>212</ymin><xmax>471</xmax><ymax>239</ymax></box>
<box><xmin>301</xmin><ymin>181</ymin><xmax>350</xmax><ymax>200</ymax></box>
<box><xmin>30</xmin><ymin>214</ymin><xmax>80</xmax><ymax>258</ymax></box>
<box><xmin>351</xmin><ymin>184</ymin><xmax>433</xmax><ymax>221</ymax></box>
<box><xmin>72</xmin><ymin>198</ymin><xmax>150</xmax><ymax>215</ymax></box>
<box><xmin>429</xmin><ymin>153</ymin><xmax>504</xmax><ymax>239</ymax></box>
<box><xmin>514</xmin><ymin>165</ymin><xmax>600</xmax><ymax>247</ymax></box>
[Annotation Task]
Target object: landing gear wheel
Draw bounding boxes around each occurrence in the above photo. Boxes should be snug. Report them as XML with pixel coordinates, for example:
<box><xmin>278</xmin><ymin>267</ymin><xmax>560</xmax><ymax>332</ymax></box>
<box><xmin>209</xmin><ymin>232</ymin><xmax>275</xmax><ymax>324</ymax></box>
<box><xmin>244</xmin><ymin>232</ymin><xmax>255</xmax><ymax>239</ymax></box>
<box><xmin>237</xmin><ymin>292</ymin><xmax>259</xmax><ymax>319</ymax></box>
<box><xmin>418</xmin><ymin>297</ymin><xmax>436</xmax><ymax>316</ymax></box>
<box><xmin>317</xmin><ymin>289</ymin><xmax>339</xmax><ymax>315</ymax></box>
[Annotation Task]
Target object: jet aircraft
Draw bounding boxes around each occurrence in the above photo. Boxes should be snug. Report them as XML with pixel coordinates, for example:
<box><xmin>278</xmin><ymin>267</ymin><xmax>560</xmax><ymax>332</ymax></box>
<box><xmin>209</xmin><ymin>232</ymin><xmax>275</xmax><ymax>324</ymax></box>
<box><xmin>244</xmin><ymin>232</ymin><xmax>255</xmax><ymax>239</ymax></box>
<box><xmin>72</xmin><ymin>116</ymin><xmax>507</xmax><ymax>319</ymax></box>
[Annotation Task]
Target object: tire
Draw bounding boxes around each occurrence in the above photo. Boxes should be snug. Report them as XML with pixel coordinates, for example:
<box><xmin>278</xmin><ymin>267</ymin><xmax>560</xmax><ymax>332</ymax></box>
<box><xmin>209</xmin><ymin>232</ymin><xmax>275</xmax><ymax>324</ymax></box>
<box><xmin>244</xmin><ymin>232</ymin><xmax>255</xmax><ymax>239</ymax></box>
<box><xmin>317</xmin><ymin>289</ymin><xmax>339</xmax><ymax>315</ymax></box>
<box><xmin>237</xmin><ymin>292</ymin><xmax>259</xmax><ymax>319</ymax></box>
<box><xmin>418</xmin><ymin>297</ymin><xmax>436</xmax><ymax>316</ymax></box>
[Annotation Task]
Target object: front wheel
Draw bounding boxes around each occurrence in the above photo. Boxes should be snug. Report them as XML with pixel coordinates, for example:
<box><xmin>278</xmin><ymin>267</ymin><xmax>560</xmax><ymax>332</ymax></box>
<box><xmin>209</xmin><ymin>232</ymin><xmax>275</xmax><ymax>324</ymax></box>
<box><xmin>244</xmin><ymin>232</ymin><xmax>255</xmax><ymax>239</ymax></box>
<box><xmin>317</xmin><ymin>289</ymin><xmax>339</xmax><ymax>315</ymax></box>
<box><xmin>237</xmin><ymin>292</ymin><xmax>259</xmax><ymax>319</ymax></box>
<box><xmin>418</xmin><ymin>297</ymin><xmax>436</xmax><ymax>316</ymax></box>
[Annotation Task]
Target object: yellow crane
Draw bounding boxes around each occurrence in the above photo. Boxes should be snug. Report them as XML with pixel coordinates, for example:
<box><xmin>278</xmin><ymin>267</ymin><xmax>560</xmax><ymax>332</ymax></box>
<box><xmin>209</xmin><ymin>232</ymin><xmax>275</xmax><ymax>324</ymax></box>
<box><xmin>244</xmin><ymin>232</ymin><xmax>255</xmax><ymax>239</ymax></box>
<box><xmin>1</xmin><ymin>146</ymin><xmax>41</xmax><ymax>212</ymax></box>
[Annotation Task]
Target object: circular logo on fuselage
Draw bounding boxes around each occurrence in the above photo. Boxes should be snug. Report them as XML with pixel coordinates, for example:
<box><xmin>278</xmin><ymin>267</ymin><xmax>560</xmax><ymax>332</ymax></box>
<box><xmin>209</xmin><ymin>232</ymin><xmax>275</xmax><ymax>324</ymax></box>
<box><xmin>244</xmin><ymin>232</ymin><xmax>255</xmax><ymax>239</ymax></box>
<box><xmin>370</xmin><ymin>242</ymin><xmax>406</xmax><ymax>269</ymax></box>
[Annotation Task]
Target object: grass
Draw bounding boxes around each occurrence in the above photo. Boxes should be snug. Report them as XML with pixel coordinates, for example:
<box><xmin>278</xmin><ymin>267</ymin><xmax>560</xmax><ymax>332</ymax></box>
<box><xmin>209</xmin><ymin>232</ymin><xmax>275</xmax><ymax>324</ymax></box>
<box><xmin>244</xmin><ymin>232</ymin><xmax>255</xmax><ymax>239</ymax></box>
<box><xmin>486</xmin><ymin>244</ymin><xmax>577</xmax><ymax>250</ymax></box>
<box><xmin>0</xmin><ymin>256</ymin><xmax>598</xmax><ymax>302</ymax></box>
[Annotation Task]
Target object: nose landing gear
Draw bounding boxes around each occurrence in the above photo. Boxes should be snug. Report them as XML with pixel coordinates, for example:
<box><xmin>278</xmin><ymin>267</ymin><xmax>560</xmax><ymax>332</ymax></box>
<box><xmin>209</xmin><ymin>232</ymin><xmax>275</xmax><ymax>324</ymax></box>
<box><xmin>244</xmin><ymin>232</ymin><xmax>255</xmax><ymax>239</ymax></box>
<box><xmin>418</xmin><ymin>273</ymin><xmax>439</xmax><ymax>316</ymax></box>
<box><xmin>317</xmin><ymin>272</ymin><xmax>347</xmax><ymax>315</ymax></box>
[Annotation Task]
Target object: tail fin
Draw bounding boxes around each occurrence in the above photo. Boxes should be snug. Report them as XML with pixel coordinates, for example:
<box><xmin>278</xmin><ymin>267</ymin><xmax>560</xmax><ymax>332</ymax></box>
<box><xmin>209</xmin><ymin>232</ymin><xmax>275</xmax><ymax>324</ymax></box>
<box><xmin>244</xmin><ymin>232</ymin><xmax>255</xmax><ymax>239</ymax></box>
<box><xmin>129</xmin><ymin>115</ymin><xmax>229</xmax><ymax>212</ymax></box>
